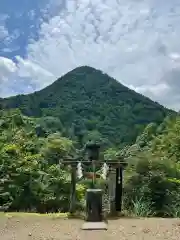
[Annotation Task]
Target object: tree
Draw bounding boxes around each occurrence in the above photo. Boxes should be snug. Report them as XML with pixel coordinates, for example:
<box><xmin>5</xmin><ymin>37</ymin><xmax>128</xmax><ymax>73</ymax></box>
<box><xmin>42</xmin><ymin>133</ymin><xmax>76</xmax><ymax>165</ymax></box>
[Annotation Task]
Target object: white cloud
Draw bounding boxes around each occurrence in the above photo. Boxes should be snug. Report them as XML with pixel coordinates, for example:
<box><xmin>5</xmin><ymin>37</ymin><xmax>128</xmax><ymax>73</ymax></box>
<box><xmin>0</xmin><ymin>57</ymin><xmax>17</xmax><ymax>96</ymax></box>
<box><xmin>0</xmin><ymin>26</ymin><xmax>8</xmax><ymax>40</ymax></box>
<box><xmin>15</xmin><ymin>56</ymin><xmax>55</xmax><ymax>89</ymax></box>
<box><xmin>0</xmin><ymin>57</ymin><xmax>17</xmax><ymax>82</ymax></box>
<box><xmin>0</xmin><ymin>56</ymin><xmax>54</xmax><ymax>96</ymax></box>
<box><xmin>0</xmin><ymin>14</ymin><xmax>9</xmax><ymax>40</ymax></box>
<box><xmin>2</xmin><ymin>0</ymin><xmax>180</xmax><ymax>110</ymax></box>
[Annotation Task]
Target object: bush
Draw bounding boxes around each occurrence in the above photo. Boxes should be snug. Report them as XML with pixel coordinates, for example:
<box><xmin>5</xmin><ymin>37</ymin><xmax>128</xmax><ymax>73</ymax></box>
<box><xmin>124</xmin><ymin>154</ymin><xmax>180</xmax><ymax>217</ymax></box>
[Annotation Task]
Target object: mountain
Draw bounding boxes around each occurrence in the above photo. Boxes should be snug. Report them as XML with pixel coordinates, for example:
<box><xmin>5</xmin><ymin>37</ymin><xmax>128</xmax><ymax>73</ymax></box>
<box><xmin>0</xmin><ymin>66</ymin><xmax>175</xmax><ymax>146</ymax></box>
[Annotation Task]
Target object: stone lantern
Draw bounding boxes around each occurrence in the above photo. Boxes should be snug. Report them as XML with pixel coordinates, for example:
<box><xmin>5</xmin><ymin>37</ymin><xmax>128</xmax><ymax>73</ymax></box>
<box><xmin>85</xmin><ymin>141</ymin><xmax>100</xmax><ymax>161</ymax></box>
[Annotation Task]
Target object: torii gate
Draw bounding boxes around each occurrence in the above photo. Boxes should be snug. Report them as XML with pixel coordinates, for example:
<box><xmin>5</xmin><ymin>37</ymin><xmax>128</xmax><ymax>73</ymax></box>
<box><xmin>61</xmin><ymin>142</ymin><xmax>127</xmax><ymax>230</ymax></box>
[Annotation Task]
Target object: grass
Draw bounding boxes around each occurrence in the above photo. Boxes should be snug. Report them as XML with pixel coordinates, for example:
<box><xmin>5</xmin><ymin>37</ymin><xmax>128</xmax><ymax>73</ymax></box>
<box><xmin>0</xmin><ymin>212</ymin><xmax>68</xmax><ymax>219</ymax></box>
<box><xmin>165</xmin><ymin>204</ymin><xmax>180</xmax><ymax>218</ymax></box>
<box><xmin>130</xmin><ymin>198</ymin><xmax>154</xmax><ymax>217</ymax></box>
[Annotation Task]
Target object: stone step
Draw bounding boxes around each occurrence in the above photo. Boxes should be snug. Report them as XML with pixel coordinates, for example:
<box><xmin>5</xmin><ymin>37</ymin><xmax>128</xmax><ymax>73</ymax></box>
<box><xmin>81</xmin><ymin>222</ymin><xmax>108</xmax><ymax>230</ymax></box>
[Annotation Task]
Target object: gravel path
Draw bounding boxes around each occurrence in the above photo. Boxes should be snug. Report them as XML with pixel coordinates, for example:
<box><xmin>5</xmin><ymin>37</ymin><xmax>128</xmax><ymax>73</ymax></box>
<box><xmin>1</xmin><ymin>216</ymin><xmax>180</xmax><ymax>240</ymax></box>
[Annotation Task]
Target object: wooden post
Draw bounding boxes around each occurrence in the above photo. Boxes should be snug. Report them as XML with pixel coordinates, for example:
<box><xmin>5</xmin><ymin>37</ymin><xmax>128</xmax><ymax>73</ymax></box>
<box><xmin>108</xmin><ymin>166</ymin><xmax>116</xmax><ymax>216</ymax></box>
<box><xmin>92</xmin><ymin>160</ymin><xmax>96</xmax><ymax>188</ymax></box>
<box><xmin>69</xmin><ymin>164</ymin><xmax>77</xmax><ymax>214</ymax></box>
<box><xmin>115</xmin><ymin>166</ymin><xmax>123</xmax><ymax>212</ymax></box>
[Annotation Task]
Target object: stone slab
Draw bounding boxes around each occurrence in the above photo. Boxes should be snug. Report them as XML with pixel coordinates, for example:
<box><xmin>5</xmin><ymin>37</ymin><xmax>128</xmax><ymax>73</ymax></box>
<box><xmin>87</xmin><ymin>189</ymin><xmax>103</xmax><ymax>192</ymax></box>
<box><xmin>81</xmin><ymin>222</ymin><xmax>108</xmax><ymax>230</ymax></box>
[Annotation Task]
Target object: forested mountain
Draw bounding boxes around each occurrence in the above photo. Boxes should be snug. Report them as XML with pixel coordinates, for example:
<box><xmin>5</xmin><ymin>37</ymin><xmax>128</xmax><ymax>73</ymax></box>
<box><xmin>0</xmin><ymin>66</ymin><xmax>179</xmax><ymax>216</ymax></box>
<box><xmin>0</xmin><ymin>66</ymin><xmax>175</xmax><ymax>146</ymax></box>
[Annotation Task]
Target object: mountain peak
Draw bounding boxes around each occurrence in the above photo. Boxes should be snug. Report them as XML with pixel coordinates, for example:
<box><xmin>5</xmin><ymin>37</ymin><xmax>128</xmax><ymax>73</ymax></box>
<box><xmin>72</xmin><ymin>65</ymin><xmax>96</xmax><ymax>71</ymax></box>
<box><xmin>0</xmin><ymin>67</ymin><xmax>175</xmax><ymax>145</ymax></box>
<box><xmin>65</xmin><ymin>65</ymin><xmax>103</xmax><ymax>76</ymax></box>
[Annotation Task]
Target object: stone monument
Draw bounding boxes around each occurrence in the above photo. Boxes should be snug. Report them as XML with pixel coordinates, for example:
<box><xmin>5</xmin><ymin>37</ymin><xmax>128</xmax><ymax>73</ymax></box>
<box><xmin>81</xmin><ymin>142</ymin><xmax>107</xmax><ymax>230</ymax></box>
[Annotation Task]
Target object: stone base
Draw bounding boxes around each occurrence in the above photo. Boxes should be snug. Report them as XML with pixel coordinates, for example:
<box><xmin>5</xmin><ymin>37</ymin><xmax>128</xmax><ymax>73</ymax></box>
<box><xmin>81</xmin><ymin>222</ymin><xmax>108</xmax><ymax>230</ymax></box>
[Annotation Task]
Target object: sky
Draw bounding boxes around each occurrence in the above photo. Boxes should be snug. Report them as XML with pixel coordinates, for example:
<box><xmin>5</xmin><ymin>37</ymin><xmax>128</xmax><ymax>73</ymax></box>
<box><xmin>0</xmin><ymin>0</ymin><xmax>180</xmax><ymax>110</ymax></box>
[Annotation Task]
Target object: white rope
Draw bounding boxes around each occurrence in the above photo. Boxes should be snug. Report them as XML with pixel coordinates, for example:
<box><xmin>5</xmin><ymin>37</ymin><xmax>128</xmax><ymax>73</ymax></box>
<box><xmin>77</xmin><ymin>162</ymin><xmax>83</xmax><ymax>179</ymax></box>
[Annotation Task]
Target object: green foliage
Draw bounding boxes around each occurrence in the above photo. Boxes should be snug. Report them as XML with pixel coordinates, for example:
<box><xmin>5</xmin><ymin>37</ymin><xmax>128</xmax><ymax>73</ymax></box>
<box><xmin>0</xmin><ymin>110</ymin><xmax>79</xmax><ymax>212</ymax></box>
<box><xmin>131</xmin><ymin>197</ymin><xmax>153</xmax><ymax>217</ymax></box>
<box><xmin>123</xmin><ymin>116</ymin><xmax>180</xmax><ymax>217</ymax></box>
<box><xmin>104</xmin><ymin>148</ymin><xmax>118</xmax><ymax>160</ymax></box>
<box><xmin>36</xmin><ymin>116</ymin><xmax>64</xmax><ymax>136</ymax></box>
<box><xmin>42</xmin><ymin>133</ymin><xmax>76</xmax><ymax>165</ymax></box>
<box><xmin>124</xmin><ymin>155</ymin><xmax>180</xmax><ymax>216</ymax></box>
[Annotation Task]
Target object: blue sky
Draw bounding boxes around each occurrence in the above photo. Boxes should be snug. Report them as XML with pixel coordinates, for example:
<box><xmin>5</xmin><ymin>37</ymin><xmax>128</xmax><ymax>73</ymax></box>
<box><xmin>0</xmin><ymin>0</ymin><xmax>180</xmax><ymax>110</ymax></box>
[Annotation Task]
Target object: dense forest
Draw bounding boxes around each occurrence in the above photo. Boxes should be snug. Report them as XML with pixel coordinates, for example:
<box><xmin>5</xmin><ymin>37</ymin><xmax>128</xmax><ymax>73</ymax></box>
<box><xmin>1</xmin><ymin>109</ymin><xmax>180</xmax><ymax>217</ymax></box>
<box><xmin>0</xmin><ymin>66</ymin><xmax>179</xmax><ymax>217</ymax></box>
<box><xmin>0</xmin><ymin>66</ymin><xmax>175</xmax><ymax>146</ymax></box>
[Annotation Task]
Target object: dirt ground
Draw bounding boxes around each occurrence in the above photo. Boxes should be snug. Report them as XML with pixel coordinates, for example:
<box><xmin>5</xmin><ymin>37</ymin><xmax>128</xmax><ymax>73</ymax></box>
<box><xmin>0</xmin><ymin>214</ymin><xmax>180</xmax><ymax>240</ymax></box>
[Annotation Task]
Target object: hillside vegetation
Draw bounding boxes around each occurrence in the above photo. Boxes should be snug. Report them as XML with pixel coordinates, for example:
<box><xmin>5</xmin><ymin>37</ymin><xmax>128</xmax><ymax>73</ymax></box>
<box><xmin>0</xmin><ymin>108</ymin><xmax>180</xmax><ymax>217</ymax></box>
<box><xmin>0</xmin><ymin>66</ymin><xmax>179</xmax><ymax>217</ymax></box>
<box><xmin>0</xmin><ymin>109</ymin><xmax>76</xmax><ymax>212</ymax></box>
<box><xmin>0</xmin><ymin>66</ymin><xmax>175</xmax><ymax>146</ymax></box>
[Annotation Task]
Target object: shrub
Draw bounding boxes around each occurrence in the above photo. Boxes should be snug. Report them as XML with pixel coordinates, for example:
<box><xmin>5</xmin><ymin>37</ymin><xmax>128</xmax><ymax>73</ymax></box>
<box><xmin>124</xmin><ymin>153</ymin><xmax>180</xmax><ymax>217</ymax></box>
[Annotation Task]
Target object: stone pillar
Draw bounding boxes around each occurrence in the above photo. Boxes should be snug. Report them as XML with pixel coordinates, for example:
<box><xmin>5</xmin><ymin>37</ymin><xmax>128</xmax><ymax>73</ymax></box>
<box><xmin>86</xmin><ymin>189</ymin><xmax>103</xmax><ymax>222</ymax></box>
<box><xmin>69</xmin><ymin>164</ymin><xmax>77</xmax><ymax>214</ymax></box>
